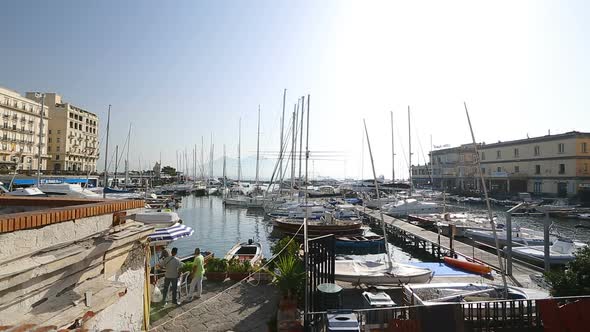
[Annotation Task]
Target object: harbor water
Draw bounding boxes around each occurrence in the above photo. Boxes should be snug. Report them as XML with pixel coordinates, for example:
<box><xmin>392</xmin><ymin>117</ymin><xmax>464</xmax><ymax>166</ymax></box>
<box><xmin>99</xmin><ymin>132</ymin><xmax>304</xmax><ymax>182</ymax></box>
<box><xmin>168</xmin><ymin>195</ymin><xmax>420</xmax><ymax>262</ymax></box>
<box><xmin>168</xmin><ymin>195</ymin><xmax>589</xmax><ymax>262</ymax></box>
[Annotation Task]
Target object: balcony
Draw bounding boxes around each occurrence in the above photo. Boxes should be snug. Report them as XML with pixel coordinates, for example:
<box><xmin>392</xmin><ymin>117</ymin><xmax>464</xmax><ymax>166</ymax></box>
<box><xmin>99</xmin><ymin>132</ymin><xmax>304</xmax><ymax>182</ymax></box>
<box><xmin>2</xmin><ymin>114</ymin><xmax>8</xmax><ymax>118</ymax></box>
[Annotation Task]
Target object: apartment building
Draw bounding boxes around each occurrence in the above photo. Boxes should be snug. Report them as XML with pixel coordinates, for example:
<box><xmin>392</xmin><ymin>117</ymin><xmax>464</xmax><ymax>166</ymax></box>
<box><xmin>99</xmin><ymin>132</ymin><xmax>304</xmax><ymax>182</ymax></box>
<box><xmin>479</xmin><ymin>131</ymin><xmax>590</xmax><ymax>197</ymax></box>
<box><xmin>26</xmin><ymin>93</ymin><xmax>99</xmax><ymax>172</ymax></box>
<box><xmin>0</xmin><ymin>87</ymin><xmax>49</xmax><ymax>171</ymax></box>
<box><xmin>420</xmin><ymin>131</ymin><xmax>590</xmax><ymax>198</ymax></box>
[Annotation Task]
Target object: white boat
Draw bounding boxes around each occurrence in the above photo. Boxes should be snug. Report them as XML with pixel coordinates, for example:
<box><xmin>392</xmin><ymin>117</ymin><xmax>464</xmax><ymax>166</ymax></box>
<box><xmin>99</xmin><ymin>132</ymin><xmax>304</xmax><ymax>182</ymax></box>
<box><xmin>382</xmin><ymin>198</ymin><xmax>444</xmax><ymax>217</ymax></box>
<box><xmin>38</xmin><ymin>183</ymin><xmax>102</xmax><ymax>198</ymax></box>
<box><xmin>4</xmin><ymin>187</ymin><xmax>46</xmax><ymax>197</ymax></box>
<box><xmin>334</xmin><ymin>254</ymin><xmax>433</xmax><ymax>285</ymax></box>
<box><xmin>131</xmin><ymin>211</ymin><xmax>180</xmax><ymax>228</ymax></box>
<box><xmin>404</xmin><ymin>282</ymin><xmax>549</xmax><ymax>306</ymax></box>
<box><xmin>224</xmin><ymin>240</ymin><xmax>263</xmax><ymax>266</ymax></box>
<box><xmin>364</xmin><ymin>196</ymin><xmax>397</xmax><ymax>209</ymax></box>
<box><xmin>464</xmin><ymin>227</ymin><xmax>547</xmax><ymax>247</ymax></box>
<box><xmin>511</xmin><ymin>238</ymin><xmax>587</xmax><ymax>265</ymax></box>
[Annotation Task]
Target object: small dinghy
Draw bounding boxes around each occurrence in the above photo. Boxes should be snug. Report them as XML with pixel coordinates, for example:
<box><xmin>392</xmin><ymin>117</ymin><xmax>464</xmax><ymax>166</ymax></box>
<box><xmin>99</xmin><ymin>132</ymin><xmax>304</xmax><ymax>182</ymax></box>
<box><xmin>224</xmin><ymin>239</ymin><xmax>263</xmax><ymax>266</ymax></box>
<box><xmin>443</xmin><ymin>257</ymin><xmax>492</xmax><ymax>275</ymax></box>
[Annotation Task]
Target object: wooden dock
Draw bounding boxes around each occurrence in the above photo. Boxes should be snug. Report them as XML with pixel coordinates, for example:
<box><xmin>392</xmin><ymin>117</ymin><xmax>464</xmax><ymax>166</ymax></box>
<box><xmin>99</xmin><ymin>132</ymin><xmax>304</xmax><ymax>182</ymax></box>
<box><xmin>357</xmin><ymin>208</ymin><xmax>544</xmax><ymax>289</ymax></box>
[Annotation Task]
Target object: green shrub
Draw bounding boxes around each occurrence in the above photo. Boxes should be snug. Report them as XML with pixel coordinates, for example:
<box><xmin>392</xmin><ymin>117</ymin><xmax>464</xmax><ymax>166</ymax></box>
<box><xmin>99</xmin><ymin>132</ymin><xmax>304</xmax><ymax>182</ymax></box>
<box><xmin>272</xmin><ymin>255</ymin><xmax>305</xmax><ymax>297</ymax></box>
<box><xmin>228</xmin><ymin>258</ymin><xmax>252</xmax><ymax>273</ymax></box>
<box><xmin>545</xmin><ymin>246</ymin><xmax>590</xmax><ymax>296</ymax></box>
<box><xmin>181</xmin><ymin>261</ymin><xmax>195</xmax><ymax>273</ymax></box>
<box><xmin>206</xmin><ymin>258</ymin><xmax>228</xmax><ymax>273</ymax></box>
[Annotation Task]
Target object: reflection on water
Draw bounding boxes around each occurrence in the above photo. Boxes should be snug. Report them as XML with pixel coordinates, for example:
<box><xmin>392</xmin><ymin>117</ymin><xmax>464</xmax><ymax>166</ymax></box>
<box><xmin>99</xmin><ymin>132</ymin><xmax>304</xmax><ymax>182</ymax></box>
<box><xmin>457</xmin><ymin>204</ymin><xmax>590</xmax><ymax>243</ymax></box>
<box><xmin>172</xmin><ymin>195</ymin><xmax>274</xmax><ymax>258</ymax></box>
<box><xmin>168</xmin><ymin>195</ymin><xmax>422</xmax><ymax>263</ymax></box>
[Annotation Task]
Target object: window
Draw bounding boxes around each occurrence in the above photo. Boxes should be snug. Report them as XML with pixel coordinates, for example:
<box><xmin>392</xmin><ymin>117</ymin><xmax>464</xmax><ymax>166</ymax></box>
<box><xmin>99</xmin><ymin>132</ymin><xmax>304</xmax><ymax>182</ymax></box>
<box><xmin>535</xmin><ymin>165</ymin><xmax>541</xmax><ymax>174</ymax></box>
<box><xmin>514</xmin><ymin>166</ymin><xmax>520</xmax><ymax>173</ymax></box>
<box><xmin>57</xmin><ymin>137</ymin><xmax>60</xmax><ymax>143</ymax></box>
<box><xmin>496</xmin><ymin>150</ymin><xmax>501</xmax><ymax>159</ymax></box>
<box><xmin>584</xmin><ymin>163</ymin><xmax>588</xmax><ymax>173</ymax></box>
<box><xmin>481</xmin><ymin>167</ymin><xmax>485</xmax><ymax>174</ymax></box>
<box><xmin>559</xmin><ymin>164</ymin><xmax>565</xmax><ymax>174</ymax></box>
<box><xmin>534</xmin><ymin>182</ymin><xmax>542</xmax><ymax>193</ymax></box>
<box><xmin>47</xmin><ymin>146</ymin><xmax>51</xmax><ymax>152</ymax></box>
<box><xmin>56</xmin><ymin>155</ymin><xmax>60</xmax><ymax>160</ymax></box>
<box><xmin>497</xmin><ymin>167</ymin><xmax>501</xmax><ymax>172</ymax></box>
<box><xmin>514</xmin><ymin>148</ymin><xmax>519</xmax><ymax>158</ymax></box>
<box><xmin>534</xmin><ymin>146</ymin><xmax>540</xmax><ymax>156</ymax></box>
<box><xmin>56</xmin><ymin>146</ymin><xmax>60</xmax><ymax>152</ymax></box>
<box><xmin>558</xmin><ymin>143</ymin><xmax>565</xmax><ymax>153</ymax></box>
<box><xmin>70</xmin><ymin>121</ymin><xmax>73</xmax><ymax>128</ymax></box>
<box><xmin>48</xmin><ymin>137</ymin><xmax>52</xmax><ymax>143</ymax></box>
<box><xmin>48</xmin><ymin>129</ymin><xmax>52</xmax><ymax>134</ymax></box>
<box><xmin>481</xmin><ymin>152</ymin><xmax>486</xmax><ymax>160</ymax></box>
<box><xmin>57</xmin><ymin>130</ymin><xmax>61</xmax><ymax>134</ymax></box>
<box><xmin>582</xmin><ymin>142</ymin><xmax>588</xmax><ymax>153</ymax></box>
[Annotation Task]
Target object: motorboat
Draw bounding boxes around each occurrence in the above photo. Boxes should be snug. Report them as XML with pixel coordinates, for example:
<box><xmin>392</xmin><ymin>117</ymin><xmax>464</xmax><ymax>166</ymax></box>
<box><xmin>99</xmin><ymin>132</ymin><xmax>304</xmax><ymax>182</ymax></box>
<box><xmin>408</xmin><ymin>212</ymin><xmax>494</xmax><ymax>237</ymax></box>
<box><xmin>334</xmin><ymin>254</ymin><xmax>433</xmax><ymax>285</ymax></box>
<box><xmin>364</xmin><ymin>196</ymin><xmax>397</xmax><ymax>209</ymax></box>
<box><xmin>267</xmin><ymin>202</ymin><xmax>326</xmax><ymax>219</ymax></box>
<box><xmin>464</xmin><ymin>226</ymin><xmax>548</xmax><ymax>247</ymax></box>
<box><xmin>382</xmin><ymin>199</ymin><xmax>445</xmax><ymax>217</ymax></box>
<box><xmin>511</xmin><ymin>238</ymin><xmax>587</xmax><ymax>265</ymax></box>
<box><xmin>272</xmin><ymin>214</ymin><xmax>363</xmax><ymax>237</ymax></box>
<box><xmin>336</xmin><ymin>235</ymin><xmax>385</xmax><ymax>249</ymax></box>
<box><xmin>404</xmin><ymin>283</ymin><xmax>548</xmax><ymax>306</ymax></box>
<box><xmin>1</xmin><ymin>185</ymin><xmax>46</xmax><ymax>197</ymax></box>
<box><xmin>131</xmin><ymin>211</ymin><xmax>180</xmax><ymax>228</ymax></box>
<box><xmin>38</xmin><ymin>183</ymin><xmax>102</xmax><ymax>198</ymax></box>
<box><xmin>224</xmin><ymin>240</ymin><xmax>263</xmax><ymax>266</ymax></box>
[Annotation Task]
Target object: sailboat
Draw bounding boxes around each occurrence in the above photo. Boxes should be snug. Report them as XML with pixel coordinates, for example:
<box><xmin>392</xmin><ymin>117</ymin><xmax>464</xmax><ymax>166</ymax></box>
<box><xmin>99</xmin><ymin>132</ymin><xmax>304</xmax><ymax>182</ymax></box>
<box><xmin>334</xmin><ymin>118</ymin><xmax>433</xmax><ymax>285</ymax></box>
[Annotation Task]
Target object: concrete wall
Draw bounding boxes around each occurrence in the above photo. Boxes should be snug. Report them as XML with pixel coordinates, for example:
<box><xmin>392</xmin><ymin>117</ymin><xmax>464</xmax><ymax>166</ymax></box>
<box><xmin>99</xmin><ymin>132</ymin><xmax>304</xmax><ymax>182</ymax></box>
<box><xmin>86</xmin><ymin>244</ymin><xmax>146</xmax><ymax>331</ymax></box>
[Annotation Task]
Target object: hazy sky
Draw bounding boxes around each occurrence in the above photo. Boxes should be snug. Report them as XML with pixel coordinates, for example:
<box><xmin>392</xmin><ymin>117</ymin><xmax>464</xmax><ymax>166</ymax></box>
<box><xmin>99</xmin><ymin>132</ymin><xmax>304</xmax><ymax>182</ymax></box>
<box><xmin>1</xmin><ymin>0</ymin><xmax>588</xmax><ymax>180</ymax></box>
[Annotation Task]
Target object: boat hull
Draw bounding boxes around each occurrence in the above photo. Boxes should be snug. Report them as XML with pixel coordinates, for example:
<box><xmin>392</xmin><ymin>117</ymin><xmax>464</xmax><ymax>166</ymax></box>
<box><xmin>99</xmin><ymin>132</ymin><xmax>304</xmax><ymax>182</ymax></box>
<box><xmin>334</xmin><ymin>260</ymin><xmax>433</xmax><ymax>285</ymax></box>
<box><xmin>272</xmin><ymin>218</ymin><xmax>363</xmax><ymax>237</ymax></box>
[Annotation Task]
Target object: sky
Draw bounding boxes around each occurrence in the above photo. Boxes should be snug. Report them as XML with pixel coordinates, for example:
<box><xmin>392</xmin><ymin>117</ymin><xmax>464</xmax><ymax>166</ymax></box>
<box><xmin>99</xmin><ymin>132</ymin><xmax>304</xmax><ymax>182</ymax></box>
<box><xmin>1</xmin><ymin>0</ymin><xmax>589</xmax><ymax>180</ymax></box>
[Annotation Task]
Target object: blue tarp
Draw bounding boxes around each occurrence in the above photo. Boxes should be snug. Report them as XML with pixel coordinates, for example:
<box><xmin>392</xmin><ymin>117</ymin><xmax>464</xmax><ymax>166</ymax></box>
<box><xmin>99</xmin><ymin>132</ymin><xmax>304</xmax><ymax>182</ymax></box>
<box><xmin>12</xmin><ymin>178</ymin><xmax>89</xmax><ymax>185</ymax></box>
<box><xmin>409</xmin><ymin>262</ymin><xmax>474</xmax><ymax>276</ymax></box>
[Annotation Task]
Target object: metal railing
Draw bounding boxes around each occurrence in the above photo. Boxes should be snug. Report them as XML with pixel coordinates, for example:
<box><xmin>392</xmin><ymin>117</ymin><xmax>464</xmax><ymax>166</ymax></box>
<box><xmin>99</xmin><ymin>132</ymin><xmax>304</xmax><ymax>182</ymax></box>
<box><xmin>305</xmin><ymin>295</ymin><xmax>590</xmax><ymax>332</ymax></box>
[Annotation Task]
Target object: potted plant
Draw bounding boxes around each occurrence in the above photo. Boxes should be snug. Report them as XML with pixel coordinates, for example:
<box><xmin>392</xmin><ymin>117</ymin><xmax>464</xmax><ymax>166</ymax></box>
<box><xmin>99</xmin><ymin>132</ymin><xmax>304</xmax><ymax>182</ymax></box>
<box><xmin>272</xmin><ymin>255</ymin><xmax>305</xmax><ymax>299</ymax></box>
<box><xmin>204</xmin><ymin>258</ymin><xmax>228</xmax><ymax>282</ymax></box>
<box><xmin>252</xmin><ymin>259</ymin><xmax>274</xmax><ymax>284</ymax></box>
<box><xmin>227</xmin><ymin>258</ymin><xmax>252</xmax><ymax>281</ymax></box>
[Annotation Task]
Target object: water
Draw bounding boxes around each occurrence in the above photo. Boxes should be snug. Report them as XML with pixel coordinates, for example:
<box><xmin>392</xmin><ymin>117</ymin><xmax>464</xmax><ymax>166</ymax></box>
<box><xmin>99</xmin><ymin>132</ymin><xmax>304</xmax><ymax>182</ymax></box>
<box><xmin>173</xmin><ymin>195</ymin><xmax>274</xmax><ymax>258</ymax></box>
<box><xmin>458</xmin><ymin>204</ymin><xmax>590</xmax><ymax>243</ymax></box>
<box><xmin>170</xmin><ymin>195</ymin><xmax>420</xmax><ymax>262</ymax></box>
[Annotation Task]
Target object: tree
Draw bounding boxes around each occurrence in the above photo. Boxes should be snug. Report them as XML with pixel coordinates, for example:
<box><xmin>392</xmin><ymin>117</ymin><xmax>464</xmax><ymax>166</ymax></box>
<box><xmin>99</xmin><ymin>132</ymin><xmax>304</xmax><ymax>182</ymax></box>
<box><xmin>161</xmin><ymin>166</ymin><xmax>177</xmax><ymax>177</ymax></box>
<box><xmin>545</xmin><ymin>246</ymin><xmax>590</xmax><ymax>297</ymax></box>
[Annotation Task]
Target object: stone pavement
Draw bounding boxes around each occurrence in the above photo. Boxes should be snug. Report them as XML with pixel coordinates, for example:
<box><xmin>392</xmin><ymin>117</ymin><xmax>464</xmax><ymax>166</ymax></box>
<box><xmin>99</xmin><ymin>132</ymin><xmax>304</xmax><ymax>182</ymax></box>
<box><xmin>150</xmin><ymin>281</ymin><xmax>279</xmax><ymax>332</ymax></box>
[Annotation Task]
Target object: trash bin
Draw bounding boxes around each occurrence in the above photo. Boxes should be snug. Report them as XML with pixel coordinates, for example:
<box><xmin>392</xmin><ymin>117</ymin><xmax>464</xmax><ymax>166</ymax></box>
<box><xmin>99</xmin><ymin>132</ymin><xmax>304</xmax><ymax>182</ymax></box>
<box><xmin>317</xmin><ymin>283</ymin><xmax>342</xmax><ymax>311</ymax></box>
<box><xmin>326</xmin><ymin>310</ymin><xmax>360</xmax><ymax>331</ymax></box>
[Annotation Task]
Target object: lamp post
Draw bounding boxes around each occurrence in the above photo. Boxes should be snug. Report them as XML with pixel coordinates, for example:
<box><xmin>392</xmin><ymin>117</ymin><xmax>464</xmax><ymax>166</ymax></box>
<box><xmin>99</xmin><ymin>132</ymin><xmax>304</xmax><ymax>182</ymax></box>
<box><xmin>35</xmin><ymin>93</ymin><xmax>45</xmax><ymax>187</ymax></box>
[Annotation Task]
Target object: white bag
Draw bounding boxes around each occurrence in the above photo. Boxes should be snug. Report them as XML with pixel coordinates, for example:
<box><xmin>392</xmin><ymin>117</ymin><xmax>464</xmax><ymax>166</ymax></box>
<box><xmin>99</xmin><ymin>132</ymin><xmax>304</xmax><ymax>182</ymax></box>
<box><xmin>150</xmin><ymin>283</ymin><xmax>163</xmax><ymax>303</ymax></box>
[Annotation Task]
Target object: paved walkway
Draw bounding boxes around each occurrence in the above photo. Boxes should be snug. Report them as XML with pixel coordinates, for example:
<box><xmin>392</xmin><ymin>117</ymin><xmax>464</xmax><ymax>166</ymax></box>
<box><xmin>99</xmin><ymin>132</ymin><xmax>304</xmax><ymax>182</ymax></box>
<box><xmin>150</xmin><ymin>281</ymin><xmax>279</xmax><ymax>332</ymax></box>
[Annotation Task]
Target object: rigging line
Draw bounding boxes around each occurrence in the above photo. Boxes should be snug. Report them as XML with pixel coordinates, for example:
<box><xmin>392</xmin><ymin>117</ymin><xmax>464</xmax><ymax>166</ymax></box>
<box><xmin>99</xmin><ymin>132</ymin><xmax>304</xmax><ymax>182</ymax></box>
<box><xmin>393</xmin><ymin>122</ymin><xmax>409</xmax><ymax>170</ymax></box>
<box><xmin>149</xmin><ymin>222</ymin><xmax>305</xmax><ymax>330</ymax></box>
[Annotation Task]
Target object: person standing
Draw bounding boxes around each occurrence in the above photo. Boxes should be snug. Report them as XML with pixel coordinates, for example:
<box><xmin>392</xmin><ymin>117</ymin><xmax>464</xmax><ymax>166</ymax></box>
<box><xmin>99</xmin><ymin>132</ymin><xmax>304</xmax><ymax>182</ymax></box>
<box><xmin>158</xmin><ymin>247</ymin><xmax>183</xmax><ymax>306</ymax></box>
<box><xmin>188</xmin><ymin>247</ymin><xmax>205</xmax><ymax>301</ymax></box>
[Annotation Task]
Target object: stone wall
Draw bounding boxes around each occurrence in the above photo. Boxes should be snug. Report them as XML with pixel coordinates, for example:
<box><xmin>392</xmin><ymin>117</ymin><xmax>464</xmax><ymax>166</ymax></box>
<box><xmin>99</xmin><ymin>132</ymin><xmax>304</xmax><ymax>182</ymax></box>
<box><xmin>86</xmin><ymin>244</ymin><xmax>146</xmax><ymax>331</ymax></box>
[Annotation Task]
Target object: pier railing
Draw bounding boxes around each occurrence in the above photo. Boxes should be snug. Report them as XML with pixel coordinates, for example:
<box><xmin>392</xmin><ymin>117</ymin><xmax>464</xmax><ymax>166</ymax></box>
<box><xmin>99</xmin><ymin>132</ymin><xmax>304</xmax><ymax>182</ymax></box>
<box><xmin>305</xmin><ymin>295</ymin><xmax>590</xmax><ymax>332</ymax></box>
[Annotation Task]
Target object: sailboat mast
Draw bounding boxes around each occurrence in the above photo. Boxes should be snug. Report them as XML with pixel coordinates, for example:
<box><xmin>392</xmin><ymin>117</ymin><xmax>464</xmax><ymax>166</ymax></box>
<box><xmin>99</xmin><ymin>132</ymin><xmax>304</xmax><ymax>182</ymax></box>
<box><xmin>303</xmin><ymin>94</ymin><xmax>311</xmax><ymax>325</ymax></box>
<box><xmin>304</xmin><ymin>95</ymin><xmax>310</xmax><ymax>199</ymax></box>
<box><xmin>298</xmin><ymin>96</ymin><xmax>305</xmax><ymax>189</ymax></box>
<box><xmin>114</xmin><ymin>145</ymin><xmax>119</xmax><ymax>187</ymax></box>
<box><xmin>363</xmin><ymin>119</ymin><xmax>393</xmax><ymax>269</ymax></box>
<box><xmin>290</xmin><ymin>104</ymin><xmax>297</xmax><ymax>194</ymax></box>
<box><xmin>102</xmin><ymin>105</ymin><xmax>111</xmax><ymax>198</ymax></box>
<box><xmin>408</xmin><ymin>106</ymin><xmax>413</xmax><ymax>195</ymax></box>
<box><xmin>255</xmin><ymin>105</ymin><xmax>261</xmax><ymax>187</ymax></box>
<box><xmin>124</xmin><ymin>124</ymin><xmax>131</xmax><ymax>189</ymax></box>
<box><xmin>279</xmin><ymin>89</ymin><xmax>286</xmax><ymax>190</ymax></box>
<box><xmin>238</xmin><ymin>118</ymin><xmax>242</xmax><ymax>183</ymax></box>
<box><xmin>223</xmin><ymin>144</ymin><xmax>227</xmax><ymax>191</ymax></box>
<box><xmin>210</xmin><ymin>133</ymin><xmax>214</xmax><ymax>180</ymax></box>
<box><xmin>464</xmin><ymin>102</ymin><xmax>508</xmax><ymax>294</ymax></box>
<box><xmin>391</xmin><ymin>111</ymin><xmax>395</xmax><ymax>182</ymax></box>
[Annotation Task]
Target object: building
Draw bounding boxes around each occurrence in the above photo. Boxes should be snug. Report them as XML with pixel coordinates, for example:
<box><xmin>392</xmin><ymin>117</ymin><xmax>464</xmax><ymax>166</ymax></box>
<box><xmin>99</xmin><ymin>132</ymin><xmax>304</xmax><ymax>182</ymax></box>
<box><xmin>26</xmin><ymin>93</ymin><xmax>99</xmax><ymax>173</ymax></box>
<box><xmin>0</xmin><ymin>196</ymin><xmax>150</xmax><ymax>329</ymax></box>
<box><xmin>421</xmin><ymin>131</ymin><xmax>590</xmax><ymax>198</ymax></box>
<box><xmin>0</xmin><ymin>87</ymin><xmax>49</xmax><ymax>171</ymax></box>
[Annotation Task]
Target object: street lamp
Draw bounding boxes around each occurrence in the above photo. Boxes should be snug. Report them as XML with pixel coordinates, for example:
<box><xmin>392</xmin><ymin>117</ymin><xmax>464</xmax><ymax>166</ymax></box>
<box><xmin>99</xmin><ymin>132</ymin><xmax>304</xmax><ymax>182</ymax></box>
<box><xmin>34</xmin><ymin>93</ymin><xmax>45</xmax><ymax>187</ymax></box>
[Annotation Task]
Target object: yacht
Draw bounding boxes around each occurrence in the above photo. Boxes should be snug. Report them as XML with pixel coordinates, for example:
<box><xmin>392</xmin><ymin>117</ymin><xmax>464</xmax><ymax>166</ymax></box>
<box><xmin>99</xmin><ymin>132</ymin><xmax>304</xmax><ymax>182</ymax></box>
<box><xmin>382</xmin><ymin>198</ymin><xmax>444</xmax><ymax>217</ymax></box>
